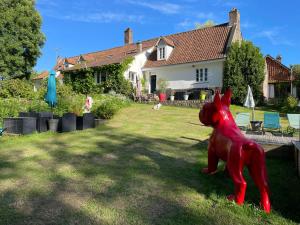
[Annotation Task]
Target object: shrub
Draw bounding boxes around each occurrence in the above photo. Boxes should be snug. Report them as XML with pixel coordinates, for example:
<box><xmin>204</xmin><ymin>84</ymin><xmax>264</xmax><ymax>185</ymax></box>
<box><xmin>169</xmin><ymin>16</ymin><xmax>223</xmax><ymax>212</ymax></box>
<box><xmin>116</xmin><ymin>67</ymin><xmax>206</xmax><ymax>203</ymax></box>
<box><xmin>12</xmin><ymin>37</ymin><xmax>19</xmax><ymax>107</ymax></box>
<box><xmin>28</xmin><ymin>99</ymin><xmax>51</xmax><ymax>112</ymax></box>
<box><xmin>223</xmin><ymin>41</ymin><xmax>265</xmax><ymax>105</ymax></box>
<box><xmin>0</xmin><ymin>79</ymin><xmax>34</xmax><ymax>99</ymax></box>
<box><xmin>93</xmin><ymin>101</ymin><xmax>120</xmax><ymax>119</ymax></box>
<box><xmin>285</xmin><ymin>95</ymin><xmax>298</xmax><ymax>112</ymax></box>
<box><xmin>157</xmin><ymin>79</ymin><xmax>168</xmax><ymax>93</ymax></box>
<box><xmin>92</xmin><ymin>95</ymin><xmax>131</xmax><ymax>119</ymax></box>
<box><xmin>0</xmin><ymin>99</ymin><xmax>29</xmax><ymax>125</ymax></box>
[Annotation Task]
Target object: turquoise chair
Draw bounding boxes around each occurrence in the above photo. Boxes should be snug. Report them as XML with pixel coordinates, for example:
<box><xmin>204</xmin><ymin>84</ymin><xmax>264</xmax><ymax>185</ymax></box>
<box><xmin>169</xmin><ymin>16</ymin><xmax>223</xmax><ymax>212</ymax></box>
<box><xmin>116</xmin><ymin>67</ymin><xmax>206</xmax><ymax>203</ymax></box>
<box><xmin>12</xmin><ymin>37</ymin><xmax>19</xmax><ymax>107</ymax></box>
<box><xmin>235</xmin><ymin>113</ymin><xmax>250</xmax><ymax>130</ymax></box>
<box><xmin>263</xmin><ymin>112</ymin><xmax>282</xmax><ymax>134</ymax></box>
<box><xmin>287</xmin><ymin>114</ymin><xmax>300</xmax><ymax>133</ymax></box>
<box><xmin>0</xmin><ymin>128</ymin><xmax>7</xmax><ymax>137</ymax></box>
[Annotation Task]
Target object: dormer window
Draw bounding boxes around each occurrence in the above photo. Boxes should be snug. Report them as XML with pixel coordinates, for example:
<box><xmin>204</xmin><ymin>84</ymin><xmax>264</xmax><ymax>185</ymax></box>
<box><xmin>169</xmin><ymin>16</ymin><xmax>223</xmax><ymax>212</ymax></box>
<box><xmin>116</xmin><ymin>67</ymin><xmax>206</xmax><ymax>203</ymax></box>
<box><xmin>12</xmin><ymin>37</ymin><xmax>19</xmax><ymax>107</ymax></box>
<box><xmin>156</xmin><ymin>37</ymin><xmax>174</xmax><ymax>61</ymax></box>
<box><xmin>159</xmin><ymin>47</ymin><xmax>166</xmax><ymax>60</ymax></box>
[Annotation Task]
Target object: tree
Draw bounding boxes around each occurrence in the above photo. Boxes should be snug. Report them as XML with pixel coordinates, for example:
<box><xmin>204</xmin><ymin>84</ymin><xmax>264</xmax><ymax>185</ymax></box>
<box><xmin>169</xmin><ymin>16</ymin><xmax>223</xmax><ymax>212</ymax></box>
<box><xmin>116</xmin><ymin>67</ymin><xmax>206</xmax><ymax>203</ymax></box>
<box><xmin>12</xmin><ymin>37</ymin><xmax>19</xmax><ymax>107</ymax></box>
<box><xmin>195</xmin><ymin>20</ymin><xmax>215</xmax><ymax>29</ymax></box>
<box><xmin>223</xmin><ymin>41</ymin><xmax>265</xmax><ymax>104</ymax></box>
<box><xmin>292</xmin><ymin>64</ymin><xmax>300</xmax><ymax>83</ymax></box>
<box><xmin>0</xmin><ymin>0</ymin><xmax>45</xmax><ymax>79</ymax></box>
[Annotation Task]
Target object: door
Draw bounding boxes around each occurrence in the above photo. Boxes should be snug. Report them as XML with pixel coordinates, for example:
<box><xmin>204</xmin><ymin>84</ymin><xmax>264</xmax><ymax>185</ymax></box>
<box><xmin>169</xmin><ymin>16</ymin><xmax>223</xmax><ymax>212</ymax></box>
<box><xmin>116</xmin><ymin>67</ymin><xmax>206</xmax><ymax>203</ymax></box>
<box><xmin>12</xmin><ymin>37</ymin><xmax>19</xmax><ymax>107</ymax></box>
<box><xmin>150</xmin><ymin>75</ymin><xmax>157</xmax><ymax>93</ymax></box>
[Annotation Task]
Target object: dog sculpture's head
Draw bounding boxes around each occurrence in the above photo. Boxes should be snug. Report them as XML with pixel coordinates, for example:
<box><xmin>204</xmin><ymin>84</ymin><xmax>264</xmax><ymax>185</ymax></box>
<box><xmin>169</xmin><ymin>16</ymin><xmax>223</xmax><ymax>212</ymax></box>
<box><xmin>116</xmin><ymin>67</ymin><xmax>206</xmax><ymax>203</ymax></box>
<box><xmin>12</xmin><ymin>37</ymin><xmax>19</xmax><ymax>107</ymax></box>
<box><xmin>199</xmin><ymin>89</ymin><xmax>233</xmax><ymax>127</ymax></box>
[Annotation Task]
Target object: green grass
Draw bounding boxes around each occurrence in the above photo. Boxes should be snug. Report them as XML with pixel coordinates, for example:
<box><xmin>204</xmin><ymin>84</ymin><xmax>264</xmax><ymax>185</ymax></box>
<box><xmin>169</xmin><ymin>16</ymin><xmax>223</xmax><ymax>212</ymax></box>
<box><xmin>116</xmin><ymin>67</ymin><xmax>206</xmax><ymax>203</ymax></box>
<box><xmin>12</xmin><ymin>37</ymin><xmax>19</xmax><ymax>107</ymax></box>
<box><xmin>0</xmin><ymin>104</ymin><xmax>299</xmax><ymax>225</ymax></box>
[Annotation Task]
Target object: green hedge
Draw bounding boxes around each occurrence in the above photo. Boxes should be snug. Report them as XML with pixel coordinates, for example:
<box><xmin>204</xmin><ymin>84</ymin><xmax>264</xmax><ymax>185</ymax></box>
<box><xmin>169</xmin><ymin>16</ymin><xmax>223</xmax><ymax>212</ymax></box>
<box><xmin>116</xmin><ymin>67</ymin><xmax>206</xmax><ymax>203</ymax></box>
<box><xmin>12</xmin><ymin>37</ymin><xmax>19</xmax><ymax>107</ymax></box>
<box><xmin>0</xmin><ymin>93</ymin><xmax>131</xmax><ymax>126</ymax></box>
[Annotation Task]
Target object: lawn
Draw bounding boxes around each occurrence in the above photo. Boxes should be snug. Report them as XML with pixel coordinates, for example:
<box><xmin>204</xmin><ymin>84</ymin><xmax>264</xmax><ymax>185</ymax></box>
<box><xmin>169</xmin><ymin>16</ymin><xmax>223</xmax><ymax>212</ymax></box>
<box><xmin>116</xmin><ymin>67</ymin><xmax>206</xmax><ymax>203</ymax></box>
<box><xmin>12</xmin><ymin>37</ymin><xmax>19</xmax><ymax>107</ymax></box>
<box><xmin>0</xmin><ymin>104</ymin><xmax>299</xmax><ymax>225</ymax></box>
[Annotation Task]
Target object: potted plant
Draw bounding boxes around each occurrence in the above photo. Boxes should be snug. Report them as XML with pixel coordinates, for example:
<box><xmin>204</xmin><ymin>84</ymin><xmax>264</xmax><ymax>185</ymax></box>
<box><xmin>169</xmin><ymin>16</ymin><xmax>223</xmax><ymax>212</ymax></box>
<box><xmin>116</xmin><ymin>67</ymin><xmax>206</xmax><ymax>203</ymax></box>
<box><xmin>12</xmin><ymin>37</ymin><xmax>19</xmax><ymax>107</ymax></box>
<box><xmin>183</xmin><ymin>91</ymin><xmax>189</xmax><ymax>101</ymax></box>
<box><xmin>170</xmin><ymin>89</ymin><xmax>176</xmax><ymax>101</ymax></box>
<box><xmin>62</xmin><ymin>98</ymin><xmax>83</xmax><ymax>132</ymax></box>
<box><xmin>200</xmin><ymin>90</ymin><xmax>207</xmax><ymax>102</ymax></box>
<box><xmin>157</xmin><ymin>78</ymin><xmax>168</xmax><ymax>102</ymax></box>
<box><xmin>92</xmin><ymin>101</ymin><xmax>119</xmax><ymax>127</ymax></box>
<box><xmin>77</xmin><ymin>96</ymin><xmax>95</xmax><ymax>130</ymax></box>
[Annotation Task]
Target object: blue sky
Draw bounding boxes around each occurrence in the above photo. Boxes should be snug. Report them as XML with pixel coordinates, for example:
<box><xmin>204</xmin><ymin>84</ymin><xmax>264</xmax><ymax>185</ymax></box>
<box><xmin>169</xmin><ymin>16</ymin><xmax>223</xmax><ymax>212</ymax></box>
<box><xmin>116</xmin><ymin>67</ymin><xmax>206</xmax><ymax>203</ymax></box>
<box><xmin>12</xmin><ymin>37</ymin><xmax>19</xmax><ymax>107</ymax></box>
<box><xmin>35</xmin><ymin>0</ymin><xmax>300</xmax><ymax>72</ymax></box>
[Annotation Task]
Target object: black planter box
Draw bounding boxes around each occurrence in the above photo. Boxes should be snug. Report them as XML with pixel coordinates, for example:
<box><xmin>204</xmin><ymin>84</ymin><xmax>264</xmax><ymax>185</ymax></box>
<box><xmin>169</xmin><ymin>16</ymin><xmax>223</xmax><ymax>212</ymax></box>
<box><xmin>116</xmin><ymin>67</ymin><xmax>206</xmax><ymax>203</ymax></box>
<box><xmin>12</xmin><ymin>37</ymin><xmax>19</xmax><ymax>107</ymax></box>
<box><xmin>76</xmin><ymin>113</ymin><xmax>95</xmax><ymax>130</ymax></box>
<box><xmin>62</xmin><ymin>113</ymin><xmax>77</xmax><ymax>132</ymax></box>
<box><xmin>53</xmin><ymin>115</ymin><xmax>63</xmax><ymax>133</ymax></box>
<box><xmin>36</xmin><ymin>112</ymin><xmax>53</xmax><ymax>133</ymax></box>
<box><xmin>4</xmin><ymin>117</ymin><xmax>37</xmax><ymax>135</ymax></box>
<box><xmin>19</xmin><ymin>111</ymin><xmax>53</xmax><ymax>132</ymax></box>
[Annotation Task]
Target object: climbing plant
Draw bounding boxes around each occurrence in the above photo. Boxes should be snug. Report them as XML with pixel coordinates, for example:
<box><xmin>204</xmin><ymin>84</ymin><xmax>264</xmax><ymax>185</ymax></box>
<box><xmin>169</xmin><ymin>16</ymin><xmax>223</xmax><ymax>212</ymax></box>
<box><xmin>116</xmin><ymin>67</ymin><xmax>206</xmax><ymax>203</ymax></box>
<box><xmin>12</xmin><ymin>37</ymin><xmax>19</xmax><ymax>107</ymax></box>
<box><xmin>63</xmin><ymin>57</ymin><xmax>134</xmax><ymax>97</ymax></box>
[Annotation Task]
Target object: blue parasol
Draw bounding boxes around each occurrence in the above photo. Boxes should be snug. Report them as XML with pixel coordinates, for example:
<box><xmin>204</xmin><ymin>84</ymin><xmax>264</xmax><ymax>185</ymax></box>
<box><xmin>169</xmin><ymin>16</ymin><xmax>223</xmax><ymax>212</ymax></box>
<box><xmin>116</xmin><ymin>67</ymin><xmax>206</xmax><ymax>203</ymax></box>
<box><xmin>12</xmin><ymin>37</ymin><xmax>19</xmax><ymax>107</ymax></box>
<box><xmin>45</xmin><ymin>70</ymin><xmax>57</xmax><ymax>107</ymax></box>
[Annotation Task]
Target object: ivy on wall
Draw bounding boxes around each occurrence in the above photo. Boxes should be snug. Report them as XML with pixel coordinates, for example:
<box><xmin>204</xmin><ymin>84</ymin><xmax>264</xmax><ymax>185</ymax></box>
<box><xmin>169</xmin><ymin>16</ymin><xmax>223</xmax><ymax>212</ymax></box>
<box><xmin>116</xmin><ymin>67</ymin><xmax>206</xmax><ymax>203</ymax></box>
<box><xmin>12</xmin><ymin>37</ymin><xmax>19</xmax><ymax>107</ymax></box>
<box><xmin>63</xmin><ymin>57</ymin><xmax>134</xmax><ymax>96</ymax></box>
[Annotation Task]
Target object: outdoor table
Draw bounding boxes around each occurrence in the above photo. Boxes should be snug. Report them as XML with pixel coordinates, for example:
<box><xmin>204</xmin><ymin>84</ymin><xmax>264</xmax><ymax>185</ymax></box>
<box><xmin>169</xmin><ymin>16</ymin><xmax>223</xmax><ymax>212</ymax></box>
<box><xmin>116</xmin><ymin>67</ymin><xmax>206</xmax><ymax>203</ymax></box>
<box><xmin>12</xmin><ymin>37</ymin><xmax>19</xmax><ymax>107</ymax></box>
<box><xmin>250</xmin><ymin>120</ymin><xmax>263</xmax><ymax>132</ymax></box>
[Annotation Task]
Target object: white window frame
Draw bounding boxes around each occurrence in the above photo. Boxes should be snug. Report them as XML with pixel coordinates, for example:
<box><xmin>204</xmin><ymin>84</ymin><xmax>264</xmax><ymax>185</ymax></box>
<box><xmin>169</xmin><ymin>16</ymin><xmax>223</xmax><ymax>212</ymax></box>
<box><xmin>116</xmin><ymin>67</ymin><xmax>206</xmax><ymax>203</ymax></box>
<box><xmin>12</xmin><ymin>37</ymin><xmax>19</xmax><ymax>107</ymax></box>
<box><xmin>129</xmin><ymin>71</ymin><xmax>136</xmax><ymax>83</ymax></box>
<box><xmin>95</xmin><ymin>72</ymin><xmax>107</xmax><ymax>85</ymax></box>
<box><xmin>159</xmin><ymin>47</ymin><xmax>166</xmax><ymax>60</ymax></box>
<box><xmin>196</xmin><ymin>68</ymin><xmax>208</xmax><ymax>83</ymax></box>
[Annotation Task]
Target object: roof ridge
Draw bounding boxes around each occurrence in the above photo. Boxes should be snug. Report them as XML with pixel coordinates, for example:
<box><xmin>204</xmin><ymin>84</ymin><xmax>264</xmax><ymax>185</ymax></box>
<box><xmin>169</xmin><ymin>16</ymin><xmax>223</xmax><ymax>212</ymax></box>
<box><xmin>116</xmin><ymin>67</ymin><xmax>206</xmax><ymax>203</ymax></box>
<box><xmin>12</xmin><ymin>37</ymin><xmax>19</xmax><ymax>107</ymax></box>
<box><xmin>265</xmin><ymin>55</ymin><xmax>290</xmax><ymax>70</ymax></box>
<box><xmin>63</xmin><ymin>22</ymin><xmax>229</xmax><ymax>60</ymax></box>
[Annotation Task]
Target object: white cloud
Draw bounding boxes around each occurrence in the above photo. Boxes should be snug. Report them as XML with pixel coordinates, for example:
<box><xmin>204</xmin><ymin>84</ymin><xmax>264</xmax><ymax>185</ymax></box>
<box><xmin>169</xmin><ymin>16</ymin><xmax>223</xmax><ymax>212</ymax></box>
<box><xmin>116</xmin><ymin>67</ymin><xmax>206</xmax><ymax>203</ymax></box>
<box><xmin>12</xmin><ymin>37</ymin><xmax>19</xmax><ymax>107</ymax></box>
<box><xmin>196</xmin><ymin>12</ymin><xmax>215</xmax><ymax>20</ymax></box>
<box><xmin>253</xmin><ymin>28</ymin><xmax>293</xmax><ymax>46</ymax></box>
<box><xmin>62</xmin><ymin>12</ymin><xmax>144</xmax><ymax>24</ymax></box>
<box><xmin>124</xmin><ymin>0</ymin><xmax>181</xmax><ymax>14</ymax></box>
<box><xmin>241</xmin><ymin>21</ymin><xmax>255</xmax><ymax>29</ymax></box>
<box><xmin>177</xmin><ymin>19</ymin><xmax>194</xmax><ymax>29</ymax></box>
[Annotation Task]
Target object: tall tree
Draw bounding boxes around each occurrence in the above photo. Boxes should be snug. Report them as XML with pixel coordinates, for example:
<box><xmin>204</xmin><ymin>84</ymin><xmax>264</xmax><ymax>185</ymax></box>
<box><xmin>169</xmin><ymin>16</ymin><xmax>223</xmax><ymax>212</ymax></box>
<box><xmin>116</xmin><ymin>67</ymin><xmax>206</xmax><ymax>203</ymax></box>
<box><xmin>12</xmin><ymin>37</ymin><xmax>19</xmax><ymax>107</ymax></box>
<box><xmin>195</xmin><ymin>20</ymin><xmax>215</xmax><ymax>29</ymax></box>
<box><xmin>0</xmin><ymin>0</ymin><xmax>45</xmax><ymax>79</ymax></box>
<box><xmin>292</xmin><ymin>64</ymin><xmax>300</xmax><ymax>83</ymax></box>
<box><xmin>223</xmin><ymin>41</ymin><xmax>265</xmax><ymax>104</ymax></box>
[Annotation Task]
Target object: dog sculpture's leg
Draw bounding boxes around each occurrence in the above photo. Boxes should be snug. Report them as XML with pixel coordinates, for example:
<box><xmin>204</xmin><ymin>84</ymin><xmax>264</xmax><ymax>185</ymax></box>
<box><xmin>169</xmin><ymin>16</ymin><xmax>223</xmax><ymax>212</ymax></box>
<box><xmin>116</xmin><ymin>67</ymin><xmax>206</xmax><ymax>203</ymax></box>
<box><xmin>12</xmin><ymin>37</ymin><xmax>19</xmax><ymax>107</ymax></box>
<box><xmin>202</xmin><ymin>146</ymin><xmax>219</xmax><ymax>174</ymax></box>
<box><xmin>248</xmin><ymin>146</ymin><xmax>271</xmax><ymax>213</ymax></box>
<box><xmin>227</xmin><ymin>147</ymin><xmax>247</xmax><ymax>205</ymax></box>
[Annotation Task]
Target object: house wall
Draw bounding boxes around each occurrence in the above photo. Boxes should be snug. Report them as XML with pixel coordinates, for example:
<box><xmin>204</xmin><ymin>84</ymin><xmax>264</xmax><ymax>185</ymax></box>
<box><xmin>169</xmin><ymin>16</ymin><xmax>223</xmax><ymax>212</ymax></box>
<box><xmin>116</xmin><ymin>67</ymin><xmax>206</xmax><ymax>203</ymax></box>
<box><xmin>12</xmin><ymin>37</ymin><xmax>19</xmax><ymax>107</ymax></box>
<box><xmin>263</xmin><ymin>61</ymin><xmax>269</xmax><ymax>99</ymax></box>
<box><xmin>156</xmin><ymin>40</ymin><xmax>173</xmax><ymax>60</ymax></box>
<box><xmin>125</xmin><ymin>47</ymin><xmax>154</xmax><ymax>86</ymax></box>
<box><xmin>143</xmin><ymin>59</ymin><xmax>225</xmax><ymax>92</ymax></box>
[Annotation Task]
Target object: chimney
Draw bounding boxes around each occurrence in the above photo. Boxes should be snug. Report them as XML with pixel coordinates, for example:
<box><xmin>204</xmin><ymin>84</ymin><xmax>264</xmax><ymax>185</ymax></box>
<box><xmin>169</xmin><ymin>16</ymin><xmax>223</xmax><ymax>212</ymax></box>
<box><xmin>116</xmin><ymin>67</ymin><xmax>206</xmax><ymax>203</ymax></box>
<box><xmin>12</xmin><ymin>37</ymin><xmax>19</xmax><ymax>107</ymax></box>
<box><xmin>124</xmin><ymin>28</ymin><xmax>133</xmax><ymax>45</ymax></box>
<box><xmin>137</xmin><ymin>41</ymin><xmax>142</xmax><ymax>53</ymax></box>
<box><xmin>229</xmin><ymin>8</ymin><xmax>240</xmax><ymax>29</ymax></box>
<box><xmin>276</xmin><ymin>55</ymin><xmax>282</xmax><ymax>63</ymax></box>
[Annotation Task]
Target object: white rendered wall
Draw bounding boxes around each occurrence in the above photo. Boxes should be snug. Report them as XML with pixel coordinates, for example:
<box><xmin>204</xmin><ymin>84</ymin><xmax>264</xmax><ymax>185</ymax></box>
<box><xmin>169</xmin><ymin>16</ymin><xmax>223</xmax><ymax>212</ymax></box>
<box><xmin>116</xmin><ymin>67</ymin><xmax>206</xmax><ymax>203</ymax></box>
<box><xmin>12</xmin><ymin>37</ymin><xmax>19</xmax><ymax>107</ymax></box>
<box><xmin>263</xmin><ymin>61</ymin><xmax>269</xmax><ymax>99</ymax></box>
<box><xmin>269</xmin><ymin>84</ymin><xmax>275</xmax><ymax>98</ymax></box>
<box><xmin>125</xmin><ymin>47</ymin><xmax>154</xmax><ymax>84</ymax></box>
<box><xmin>144</xmin><ymin>60</ymin><xmax>225</xmax><ymax>91</ymax></box>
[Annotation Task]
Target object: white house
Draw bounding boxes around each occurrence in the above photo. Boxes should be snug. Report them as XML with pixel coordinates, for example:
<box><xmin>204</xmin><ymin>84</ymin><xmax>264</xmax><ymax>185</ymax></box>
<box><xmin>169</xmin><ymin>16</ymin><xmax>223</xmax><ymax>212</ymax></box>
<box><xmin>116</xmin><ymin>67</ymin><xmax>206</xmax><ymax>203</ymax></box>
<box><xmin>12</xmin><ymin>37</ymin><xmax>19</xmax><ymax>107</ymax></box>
<box><xmin>52</xmin><ymin>8</ymin><xmax>242</xmax><ymax>99</ymax></box>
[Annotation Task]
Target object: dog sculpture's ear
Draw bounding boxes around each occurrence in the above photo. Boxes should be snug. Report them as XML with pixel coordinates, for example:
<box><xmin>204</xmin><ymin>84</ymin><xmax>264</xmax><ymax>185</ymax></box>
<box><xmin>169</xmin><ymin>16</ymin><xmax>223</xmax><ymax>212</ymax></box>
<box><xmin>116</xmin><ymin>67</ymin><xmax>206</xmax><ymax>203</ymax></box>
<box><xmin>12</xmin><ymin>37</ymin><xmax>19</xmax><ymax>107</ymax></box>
<box><xmin>221</xmin><ymin>89</ymin><xmax>232</xmax><ymax>107</ymax></box>
<box><xmin>213</xmin><ymin>91</ymin><xmax>222</xmax><ymax>110</ymax></box>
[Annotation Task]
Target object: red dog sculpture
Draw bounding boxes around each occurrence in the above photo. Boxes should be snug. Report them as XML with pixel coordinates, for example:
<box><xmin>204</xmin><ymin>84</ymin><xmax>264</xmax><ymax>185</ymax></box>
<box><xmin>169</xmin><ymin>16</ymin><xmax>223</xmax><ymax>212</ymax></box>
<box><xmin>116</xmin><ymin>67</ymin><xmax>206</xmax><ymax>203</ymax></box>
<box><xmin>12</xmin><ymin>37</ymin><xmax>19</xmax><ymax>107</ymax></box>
<box><xmin>199</xmin><ymin>90</ymin><xmax>271</xmax><ymax>213</ymax></box>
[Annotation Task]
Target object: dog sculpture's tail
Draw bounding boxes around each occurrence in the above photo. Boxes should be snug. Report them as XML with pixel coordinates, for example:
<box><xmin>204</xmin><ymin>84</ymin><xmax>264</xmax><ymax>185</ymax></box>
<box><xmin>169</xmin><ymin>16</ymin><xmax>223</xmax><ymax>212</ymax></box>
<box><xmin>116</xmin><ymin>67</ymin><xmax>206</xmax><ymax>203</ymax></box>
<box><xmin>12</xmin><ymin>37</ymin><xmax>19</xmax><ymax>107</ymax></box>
<box><xmin>243</xmin><ymin>142</ymin><xmax>271</xmax><ymax>213</ymax></box>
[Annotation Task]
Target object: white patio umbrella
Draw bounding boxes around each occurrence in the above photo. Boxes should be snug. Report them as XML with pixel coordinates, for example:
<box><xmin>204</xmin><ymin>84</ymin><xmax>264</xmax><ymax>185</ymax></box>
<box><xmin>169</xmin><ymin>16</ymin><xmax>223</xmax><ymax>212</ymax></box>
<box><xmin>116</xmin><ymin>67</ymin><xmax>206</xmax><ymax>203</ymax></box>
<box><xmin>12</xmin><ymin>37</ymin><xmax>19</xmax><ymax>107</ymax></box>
<box><xmin>244</xmin><ymin>85</ymin><xmax>255</xmax><ymax>120</ymax></box>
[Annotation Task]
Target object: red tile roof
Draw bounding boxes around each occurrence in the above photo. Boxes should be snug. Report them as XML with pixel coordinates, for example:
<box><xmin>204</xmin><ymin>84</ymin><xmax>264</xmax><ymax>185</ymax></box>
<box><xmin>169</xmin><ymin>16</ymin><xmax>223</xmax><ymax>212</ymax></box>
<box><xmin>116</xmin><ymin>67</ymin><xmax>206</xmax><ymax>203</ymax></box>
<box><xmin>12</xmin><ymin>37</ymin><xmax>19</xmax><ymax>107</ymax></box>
<box><xmin>158</xmin><ymin>37</ymin><xmax>175</xmax><ymax>47</ymax></box>
<box><xmin>56</xmin><ymin>23</ymin><xmax>232</xmax><ymax>71</ymax></box>
<box><xmin>32</xmin><ymin>71</ymin><xmax>49</xmax><ymax>80</ymax></box>
<box><xmin>265</xmin><ymin>55</ymin><xmax>291</xmax><ymax>82</ymax></box>
<box><xmin>144</xmin><ymin>23</ymin><xmax>231</xmax><ymax>68</ymax></box>
<box><xmin>59</xmin><ymin>39</ymin><xmax>157</xmax><ymax>71</ymax></box>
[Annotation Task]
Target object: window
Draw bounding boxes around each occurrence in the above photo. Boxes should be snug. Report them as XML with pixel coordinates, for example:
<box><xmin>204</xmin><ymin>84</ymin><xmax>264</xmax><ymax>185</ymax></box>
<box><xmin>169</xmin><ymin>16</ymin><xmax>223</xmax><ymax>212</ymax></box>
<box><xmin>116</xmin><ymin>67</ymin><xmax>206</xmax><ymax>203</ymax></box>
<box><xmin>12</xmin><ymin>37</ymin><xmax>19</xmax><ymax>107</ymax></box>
<box><xmin>95</xmin><ymin>72</ymin><xmax>107</xmax><ymax>84</ymax></box>
<box><xmin>204</xmin><ymin>68</ymin><xmax>208</xmax><ymax>81</ymax></box>
<box><xmin>196</xmin><ymin>68</ymin><xmax>208</xmax><ymax>82</ymax></box>
<box><xmin>200</xmin><ymin>69</ymin><xmax>203</xmax><ymax>82</ymax></box>
<box><xmin>159</xmin><ymin>47</ymin><xmax>165</xmax><ymax>60</ymax></box>
<box><xmin>129</xmin><ymin>72</ymin><xmax>136</xmax><ymax>83</ymax></box>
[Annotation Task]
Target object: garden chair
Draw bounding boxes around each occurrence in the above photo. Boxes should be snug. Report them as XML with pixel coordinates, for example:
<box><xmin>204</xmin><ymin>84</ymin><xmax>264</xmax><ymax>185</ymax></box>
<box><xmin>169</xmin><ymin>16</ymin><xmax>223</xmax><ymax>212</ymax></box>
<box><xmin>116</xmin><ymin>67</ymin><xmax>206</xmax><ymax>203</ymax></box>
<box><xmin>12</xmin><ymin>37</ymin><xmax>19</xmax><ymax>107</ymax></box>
<box><xmin>235</xmin><ymin>112</ymin><xmax>250</xmax><ymax>130</ymax></box>
<box><xmin>0</xmin><ymin>128</ymin><xmax>7</xmax><ymax>137</ymax></box>
<box><xmin>287</xmin><ymin>114</ymin><xmax>300</xmax><ymax>133</ymax></box>
<box><xmin>262</xmin><ymin>112</ymin><xmax>282</xmax><ymax>135</ymax></box>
